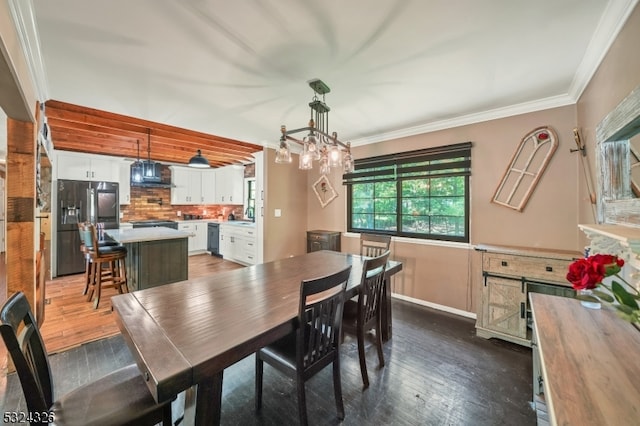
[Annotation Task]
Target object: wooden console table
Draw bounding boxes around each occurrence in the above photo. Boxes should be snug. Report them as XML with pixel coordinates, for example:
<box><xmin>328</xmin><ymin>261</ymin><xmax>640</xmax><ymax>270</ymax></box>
<box><xmin>530</xmin><ymin>293</ymin><xmax>640</xmax><ymax>425</ymax></box>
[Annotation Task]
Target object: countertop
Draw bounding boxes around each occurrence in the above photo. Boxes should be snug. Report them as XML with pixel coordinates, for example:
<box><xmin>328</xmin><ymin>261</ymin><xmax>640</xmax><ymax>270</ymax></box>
<box><xmin>106</xmin><ymin>227</ymin><xmax>191</xmax><ymax>243</ymax></box>
<box><xmin>530</xmin><ymin>293</ymin><xmax>640</xmax><ymax>425</ymax></box>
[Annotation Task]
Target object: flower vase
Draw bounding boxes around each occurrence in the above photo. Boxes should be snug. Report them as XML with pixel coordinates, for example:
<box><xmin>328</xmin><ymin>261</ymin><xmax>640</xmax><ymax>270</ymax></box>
<box><xmin>577</xmin><ymin>289</ymin><xmax>601</xmax><ymax>309</ymax></box>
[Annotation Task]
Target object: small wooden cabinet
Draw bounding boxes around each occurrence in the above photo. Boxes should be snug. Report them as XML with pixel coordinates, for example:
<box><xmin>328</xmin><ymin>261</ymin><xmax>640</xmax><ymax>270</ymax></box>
<box><xmin>307</xmin><ymin>230</ymin><xmax>341</xmax><ymax>253</ymax></box>
<box><xmin>475</xmin><ymin>244</ymin><xmax>580</xmax><ymax>346</ymax></box>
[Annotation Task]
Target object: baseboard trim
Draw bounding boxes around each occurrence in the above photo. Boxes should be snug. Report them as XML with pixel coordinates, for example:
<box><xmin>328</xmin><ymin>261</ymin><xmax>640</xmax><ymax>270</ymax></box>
<box><xmin>392</xmin><ymin>293</ymin><xmax>477</xmax><ymax>319</ymax></box>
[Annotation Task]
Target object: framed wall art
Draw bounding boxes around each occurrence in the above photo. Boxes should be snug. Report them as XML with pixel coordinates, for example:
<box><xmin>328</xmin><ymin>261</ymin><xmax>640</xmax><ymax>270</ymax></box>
<box><xmin>312</xmin><ymin>175</ymin><xmax>338</xmax><ymax>208</ymax></box>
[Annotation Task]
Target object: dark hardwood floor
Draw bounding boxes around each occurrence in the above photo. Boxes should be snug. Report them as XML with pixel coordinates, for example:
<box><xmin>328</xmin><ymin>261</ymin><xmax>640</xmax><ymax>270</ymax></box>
<box><xmin>1</xmin><ymin>296</ymin><xmax>536</xmax><ymax>425</ymax></box>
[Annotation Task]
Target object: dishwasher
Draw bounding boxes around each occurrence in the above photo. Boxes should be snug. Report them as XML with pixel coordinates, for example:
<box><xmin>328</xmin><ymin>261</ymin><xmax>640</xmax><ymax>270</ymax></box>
<box><xmin>207</xmin><ymin>222</ymin><xmax>220</xmax><ymax>256</ymax></box>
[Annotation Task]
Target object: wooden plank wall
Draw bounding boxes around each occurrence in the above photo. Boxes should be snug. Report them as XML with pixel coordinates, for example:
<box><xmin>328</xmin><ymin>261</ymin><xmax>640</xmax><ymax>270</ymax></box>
<box><xmin>6</xmin><ymin>118</ymin><xmax>36</xmax><ymax>311</ymax></box>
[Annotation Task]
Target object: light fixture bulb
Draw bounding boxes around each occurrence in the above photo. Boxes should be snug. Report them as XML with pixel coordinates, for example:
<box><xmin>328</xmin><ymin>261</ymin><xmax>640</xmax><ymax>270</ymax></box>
<box><xmin>328</xmin><ymin>145</ymin><xmax>342</xmax><ymax>167</ymax></box>
<box><xmin>275</xmin><ymin>138</ymin><xmax>292</xmax><ymax>164</ymax></box>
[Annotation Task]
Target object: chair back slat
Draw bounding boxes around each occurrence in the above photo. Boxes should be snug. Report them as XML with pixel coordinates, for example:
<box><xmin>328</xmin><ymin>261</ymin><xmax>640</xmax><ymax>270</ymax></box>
<box><xmin>359</xmin><ymin>251</ymin><xmax>390</xmax><ymax>324</ymax></box>
<box><xmin>297</xmin><ymin>266</ymin><xmax>351</xmax><ymax>372</ymax></box>
<box><xmin>360</xmin><ymin>233</ymin><xmax>391</xmax><ymax>257</ymax></box>
<box><xmin>1</xmin><ymin>292</ymin><xmax>54</xmax><ymax>413</ymax></box>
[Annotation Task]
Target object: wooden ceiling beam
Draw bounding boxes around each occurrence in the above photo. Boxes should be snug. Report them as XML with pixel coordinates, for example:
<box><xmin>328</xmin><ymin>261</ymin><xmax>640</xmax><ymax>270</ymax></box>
<box><xmin>45</xmin><ymin>100</ymin><xmax>263</xmax><ymax>167</ymax></box>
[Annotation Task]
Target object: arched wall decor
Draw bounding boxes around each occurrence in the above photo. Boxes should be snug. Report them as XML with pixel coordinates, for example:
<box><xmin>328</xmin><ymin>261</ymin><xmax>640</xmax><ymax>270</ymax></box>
<box><xmin>491</xmin><ymin>126</ymin><xmax>559</xmax><ymax>212</ymax></box>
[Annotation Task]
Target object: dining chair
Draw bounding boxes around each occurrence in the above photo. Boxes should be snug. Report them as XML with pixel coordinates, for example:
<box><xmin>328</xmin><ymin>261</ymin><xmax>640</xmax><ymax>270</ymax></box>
<box><xmin>0</xmin><ymin>291</ymin><xmax>173</xmax><ymax>426</ymax></box>
<box><xmin>342</xmin><ymin>250</ymin><xmax>390</xmax><ymax>389</ymax></box>
<box><xmin>255</xmin><ymin>266</ymin><xmax>352</xmax><ymax>426</ymax></box>
<box><xmin>80</xmin><ymin>223</ymin><xmax>128</xmax><ymax>309</ymax></box>
<box><xmin>360</xmin><ymin>233</ymin><xmax>391</xmax><ymax>257</ymax></box>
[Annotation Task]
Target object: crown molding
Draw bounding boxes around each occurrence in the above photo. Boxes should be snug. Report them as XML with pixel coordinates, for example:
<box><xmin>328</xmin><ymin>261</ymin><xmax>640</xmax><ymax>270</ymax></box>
<box><xmin>351</xmin><ymin>0</ymin><xmax>640</xmax><ymax>147</ymax></box>
<box><xmin>8</xmin><ymin>0</ymin><xmax>48</xmax><ymax>101</ymax></box>
<box><xmin>351</xmin><ymin>94</ymin><xmax>575</xmax><ymax>147</ymax></box>
<box><xmin>568</xmin><ymin>0</ymin><xmax>640</xmax><ymax>101</ymax></box>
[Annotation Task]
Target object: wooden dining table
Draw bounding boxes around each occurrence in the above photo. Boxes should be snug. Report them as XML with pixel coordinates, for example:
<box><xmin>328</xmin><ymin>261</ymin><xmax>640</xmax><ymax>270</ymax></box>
<box><xmin>111</xmin><ymin>250</ymin><xmax>402</xmax><ymax>426</ymax></box>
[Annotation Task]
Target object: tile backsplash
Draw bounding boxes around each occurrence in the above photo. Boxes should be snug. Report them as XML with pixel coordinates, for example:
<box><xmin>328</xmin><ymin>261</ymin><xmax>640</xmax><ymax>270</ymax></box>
<box><xmin>121</xmin><ymin>186</ymin><xmax>244</xmax><ymax>222</ymax></box>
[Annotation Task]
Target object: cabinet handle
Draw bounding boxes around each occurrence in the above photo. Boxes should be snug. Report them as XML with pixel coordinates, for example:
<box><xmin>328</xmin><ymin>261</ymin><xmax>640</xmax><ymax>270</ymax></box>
<box><xmin>520</xmin><ymin>302</ymin><xmax>526</xmax><ymax>319</ymax></box>
<box><xmin>501</xmin><ymin>261</ymin><xmax>508</xmax><ymax>267</ymax></box>
<box><xmin>545</xmin><ymin>266</ymin><xmax>553</xmax><ymax>272</ymax></box>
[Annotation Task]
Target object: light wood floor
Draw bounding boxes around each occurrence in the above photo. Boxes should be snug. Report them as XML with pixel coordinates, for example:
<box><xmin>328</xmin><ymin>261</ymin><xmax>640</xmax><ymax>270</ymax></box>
<box><xmin>40</xmin><ymin>253</ymin><xmax>244</xmax><ymax>354</ymax></box>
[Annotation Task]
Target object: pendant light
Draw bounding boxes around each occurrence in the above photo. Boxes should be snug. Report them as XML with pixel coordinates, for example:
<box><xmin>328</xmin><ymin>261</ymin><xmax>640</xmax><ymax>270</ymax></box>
<box><xmin>144</xmin><ymin>129</ymin><xmax>155</xmax><ymax>177</ymax></box>
<box><xmin>131</xmin><ymin>140</ymin><xmax>143</xmax><ymax>183</ymax></box>
<box><xmin>188</xmin><ymin>149</ymin><xmax>210</xmax><ymax>168</ymax></box>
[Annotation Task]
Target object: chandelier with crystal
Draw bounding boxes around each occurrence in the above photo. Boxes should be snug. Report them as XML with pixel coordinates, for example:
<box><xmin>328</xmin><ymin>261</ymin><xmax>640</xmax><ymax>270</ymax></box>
<box><xmin>275</xmin><ymin>79</ymin><xmax>354</xmax><ymax>174</ymax></box>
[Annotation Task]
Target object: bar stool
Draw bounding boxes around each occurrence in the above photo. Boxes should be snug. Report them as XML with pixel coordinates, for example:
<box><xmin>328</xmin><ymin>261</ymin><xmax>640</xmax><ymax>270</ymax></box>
<box><xmin>77</xmin><ymin>222</ymin><xmax>119</xmax><ymax>296</ymax></box>
<box><xmin>80</xmin><ymin>223</ymin><xmax>128</xmax><ymax>309</ymax></box>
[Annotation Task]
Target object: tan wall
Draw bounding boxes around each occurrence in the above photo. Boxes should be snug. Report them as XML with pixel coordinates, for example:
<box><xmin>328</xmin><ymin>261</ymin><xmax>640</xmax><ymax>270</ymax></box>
<box><xmin>263</xmin><ymin>148</ymin><xmax>309</xmax><ymax>262</ymax></box>
<box><xmin>576</xmin><ymin>5</ymin><xmax>640</xmax><ymax>236</ymax></box>
<box><xmin>306</xmin><ymin>106</ymin><xmax>579</xmax><ymax>314</ymax></box>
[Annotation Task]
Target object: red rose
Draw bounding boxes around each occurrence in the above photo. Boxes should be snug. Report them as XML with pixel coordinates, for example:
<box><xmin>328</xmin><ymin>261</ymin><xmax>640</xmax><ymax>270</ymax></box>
<box><xmin>590</xmin><ymin>254</ymin><xmax>624</xmax><ymax>276</ymax></box>
<box><xmin>566</xmin><ymin>258</ymin><xmax>603</xmax><ymax>290</ymax></box>
<box><xmin>566</xmin><ymin>254</ymin><xmax>625</xmax><ymax>290</ymax></box>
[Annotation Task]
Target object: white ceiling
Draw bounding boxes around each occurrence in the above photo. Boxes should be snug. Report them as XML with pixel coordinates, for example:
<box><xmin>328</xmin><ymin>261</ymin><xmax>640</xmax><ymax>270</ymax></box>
<box><xmin>7</xmin><ymin>0</ymin><xmax>639</xmax><ymax>151</ymax></box>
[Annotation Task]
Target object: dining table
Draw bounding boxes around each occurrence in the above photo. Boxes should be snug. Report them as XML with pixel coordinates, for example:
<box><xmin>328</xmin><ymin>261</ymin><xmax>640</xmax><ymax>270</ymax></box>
<box><xmin>111</xmin><ymin>249</ymin><xmax>403</xmax><ymax>426</ymax></box>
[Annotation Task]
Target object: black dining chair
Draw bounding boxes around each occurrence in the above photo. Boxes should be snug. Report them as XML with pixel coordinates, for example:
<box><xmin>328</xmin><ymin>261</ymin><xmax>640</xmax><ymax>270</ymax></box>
<box><xmin>0</xmin><ymin>291</ymin><xmax>172</xmax><ymax>426</ymax></box>
<box><xmin>342</xmin><ymin>250</ymin><xmax>390</xmax><ymax>389</ymax></box>
<box><xmin>255</xmin><ymin>266</ymin><xmax>352</xmax><ymax>426</ymax></box>
<box><xmin>360</xmin><ymin>233</ymin><xmax>391</xmax><ymax>257</ymax></box>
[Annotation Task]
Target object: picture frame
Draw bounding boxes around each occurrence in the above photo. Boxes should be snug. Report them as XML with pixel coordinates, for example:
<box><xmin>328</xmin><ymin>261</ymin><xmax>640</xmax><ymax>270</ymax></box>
<box><xmin>312</xmin><ymin>175</ymin><xmax>338</xmax><ymax>208</ymax></box>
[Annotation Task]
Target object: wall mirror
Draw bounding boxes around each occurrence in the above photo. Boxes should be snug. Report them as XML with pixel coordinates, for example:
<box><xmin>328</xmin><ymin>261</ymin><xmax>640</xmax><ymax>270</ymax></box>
<box><xmin>596</xmin><ymin>84</ymin><xmax>640</xmax><ymax>226</ymax></box>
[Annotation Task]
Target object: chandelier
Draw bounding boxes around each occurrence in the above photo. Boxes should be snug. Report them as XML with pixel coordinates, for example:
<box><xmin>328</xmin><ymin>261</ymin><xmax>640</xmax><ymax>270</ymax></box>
<box><xmin>275</xmin><ymin>79</ymin><xmax>354</xmax><ymax>174</ymax></box>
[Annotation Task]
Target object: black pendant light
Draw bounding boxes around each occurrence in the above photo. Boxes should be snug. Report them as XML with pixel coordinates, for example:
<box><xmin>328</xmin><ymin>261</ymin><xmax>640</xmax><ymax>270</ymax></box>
<box><xmin>131</xmin><ymin>140</ymin><xmax>143</xmax><ymax>183</ymax></box>
<box><xmin>188</xmin><ymin>149</ymin><xmax>210</xmax><ymax>168</ymax></box>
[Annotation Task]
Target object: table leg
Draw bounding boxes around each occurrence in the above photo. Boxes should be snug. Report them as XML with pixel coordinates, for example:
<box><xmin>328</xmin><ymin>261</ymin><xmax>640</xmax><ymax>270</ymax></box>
<box><xmin>381</xmin><ymin>277</ymin><xmax>392</xmax><ymax>341</ymax></box>
<box><xmin>195</xmin><ymin>371</ymin><xmax>224</xmax><ymax>426</ymax></box>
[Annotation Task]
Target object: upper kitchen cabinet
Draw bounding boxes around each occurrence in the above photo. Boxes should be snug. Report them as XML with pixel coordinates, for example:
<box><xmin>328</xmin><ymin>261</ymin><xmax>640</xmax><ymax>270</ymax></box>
<box><xmin>119</xmin><ymin>160</ymin><xmax>132</xmax><ymax>205</ymax></box>
<box><xmin>170</xmin><ymin>166</ymin><xmax>217</xmax><ymax>205</ymax></box>
<box><xmin>56</xmin><ymin>151</ymin><xmax>118</xmax><ymax>182</ymax></box>
<box><xmin>215</xmin><ymin>165</ymin><xmax>244</xmax><ymax>204</ymax></box>
<box><xmin>171</xmin><ymin>166</ymin><xmax>201</xmax><ymax>204</ymax></box>
<box><xmin>201</xmin><ymin>169</ymin><xmax>216</xmax><ymax>204</ymax></box>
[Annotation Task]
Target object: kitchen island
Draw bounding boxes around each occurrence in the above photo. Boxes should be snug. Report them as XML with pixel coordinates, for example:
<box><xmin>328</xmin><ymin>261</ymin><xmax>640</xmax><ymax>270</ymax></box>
<box><xmin>106</xmin><ymin>227</ymin><xmax>190</xmax><ymax>291</ymax></box>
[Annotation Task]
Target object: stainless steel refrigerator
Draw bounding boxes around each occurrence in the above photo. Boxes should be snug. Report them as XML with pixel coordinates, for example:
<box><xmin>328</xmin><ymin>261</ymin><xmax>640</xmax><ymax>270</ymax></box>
<box><xmin>56</xmin><ymin>179</ymin><xmax>119</xmax><ymax>276</ymax></box>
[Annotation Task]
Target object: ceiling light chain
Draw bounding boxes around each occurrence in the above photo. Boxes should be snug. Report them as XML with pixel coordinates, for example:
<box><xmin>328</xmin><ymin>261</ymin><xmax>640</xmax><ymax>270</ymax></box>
<box><xmin>275</xmin><ymin>79</ymin><xmax>354</xmax><ymax>174</ymax></box>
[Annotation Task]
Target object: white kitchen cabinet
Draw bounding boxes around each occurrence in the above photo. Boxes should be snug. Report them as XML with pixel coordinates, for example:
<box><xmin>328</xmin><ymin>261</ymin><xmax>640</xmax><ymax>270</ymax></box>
<box><xmin>219</xmin><ymin>223</ymin><xmax>256</xmax><ymax>265</ymax></box>
<box><xmin>178</xmin><ymin>221</ymin><xmax>208</xmax><ymax>253</ymax></box>
<box><xmin>171</xmin><ymin>166</ymin><xmax>215</xmax><ymax>205</ymax></box>
<box><xmin>119</xmin><ymin>161</ymin><xmax>132</xmax><ymax>205</ymax></box>
<box><xmin>56</xmin><ymin>151</ymin><xmax>118</xmax><ymax>182</ymax></box>
<box><xmin>201</xmin><ymin>169</ymin><xmax>216</xmax><ymax>204</ymax></box>
<box><xmin>215</xmin><ymin>166</ymin><xmax>244</xmax><ymax>204</ymax></box>
<box><xmin>170</xmin><ymin>166</ymin><xmax>203</xmax><ymax>204</ymax></box>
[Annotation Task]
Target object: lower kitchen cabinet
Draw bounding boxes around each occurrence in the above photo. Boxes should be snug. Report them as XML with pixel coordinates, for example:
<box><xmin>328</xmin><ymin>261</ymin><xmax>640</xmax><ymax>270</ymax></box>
<box><xmin>475</xmin><ymin>244</ymin><xmax>581</xmax><ymax>346</ymax></box>
<box><xmin>178</xmin><ymin>221</ymin><xmax>208</xmax><ymax>253</ymax></box>
<box><xmin>220</xmin><ymin>223</ymin><xmax>257</xmax><ymax>265</ymax></box>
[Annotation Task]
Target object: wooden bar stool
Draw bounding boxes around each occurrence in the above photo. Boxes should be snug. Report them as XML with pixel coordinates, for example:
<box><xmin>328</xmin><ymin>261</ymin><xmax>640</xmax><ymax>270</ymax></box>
<box><xmin>77</xmin><ymin>222</ymin><xmax>119</xmax><ymax>296</ymax></box>
<box><xmin>80</xmin><ymin>223</ymin><xmax>128</xmax><ymax>309</ymax></box>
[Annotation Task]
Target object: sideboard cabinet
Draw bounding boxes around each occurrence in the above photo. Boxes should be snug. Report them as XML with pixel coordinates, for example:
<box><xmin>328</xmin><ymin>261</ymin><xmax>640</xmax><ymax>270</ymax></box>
<box><xmin>307</xmin><ymin>230</ymin><xmax>341</xmax><ymax>253</ymax></box>
<box><xmin>475</xmin><ymin>244</ymin><xmax>581</xmax><ymax>346</ymax></box>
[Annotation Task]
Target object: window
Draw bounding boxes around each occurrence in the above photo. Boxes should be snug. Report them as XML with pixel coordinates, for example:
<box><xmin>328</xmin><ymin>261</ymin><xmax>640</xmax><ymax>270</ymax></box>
<box><xmin>344</xmin><ymin>142</ymin><xmax>471</xmax><ymax>242</ymax></box>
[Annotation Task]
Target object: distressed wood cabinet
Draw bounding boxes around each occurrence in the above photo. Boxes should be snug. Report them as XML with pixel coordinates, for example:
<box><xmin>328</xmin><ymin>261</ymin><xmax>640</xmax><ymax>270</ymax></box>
<box><xmin>475</xmin><ymin>244</ymin><xmax>580</xmax><ymax>346</ymax></box>
<box><xmin>307</xmin><ymin>230</ymin><xmax>341</xmax><ymax>253</ymax></box>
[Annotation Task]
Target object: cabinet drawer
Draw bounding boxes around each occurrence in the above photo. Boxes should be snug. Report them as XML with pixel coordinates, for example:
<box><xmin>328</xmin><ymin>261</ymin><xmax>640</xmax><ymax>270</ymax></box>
<box><xmin>483</xmin><ymin>253</ymin><xmax>571</xmax><ymax>284</ymax></box>
<box><xmin>308</xmin><ymin>233</ymin><xmax>330</xmax><ymax>242</ymax></box>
